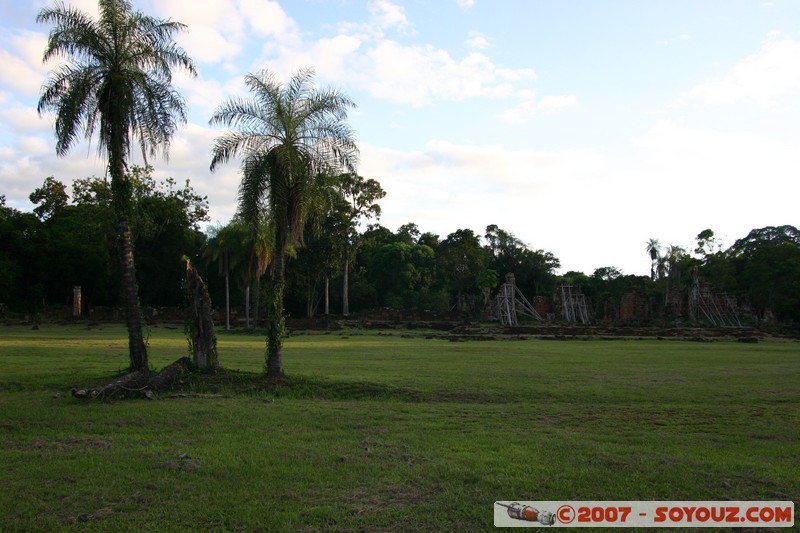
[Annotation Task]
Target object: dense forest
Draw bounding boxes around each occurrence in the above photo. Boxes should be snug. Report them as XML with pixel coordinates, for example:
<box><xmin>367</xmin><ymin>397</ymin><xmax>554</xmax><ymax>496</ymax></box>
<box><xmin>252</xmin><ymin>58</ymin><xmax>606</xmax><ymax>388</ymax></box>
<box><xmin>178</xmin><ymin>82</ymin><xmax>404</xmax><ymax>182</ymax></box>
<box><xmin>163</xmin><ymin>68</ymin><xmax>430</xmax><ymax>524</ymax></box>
<box><xmin>3</xmin><ymin>169</ymin><xmax>799</xmax><ymax>326</ymax></box>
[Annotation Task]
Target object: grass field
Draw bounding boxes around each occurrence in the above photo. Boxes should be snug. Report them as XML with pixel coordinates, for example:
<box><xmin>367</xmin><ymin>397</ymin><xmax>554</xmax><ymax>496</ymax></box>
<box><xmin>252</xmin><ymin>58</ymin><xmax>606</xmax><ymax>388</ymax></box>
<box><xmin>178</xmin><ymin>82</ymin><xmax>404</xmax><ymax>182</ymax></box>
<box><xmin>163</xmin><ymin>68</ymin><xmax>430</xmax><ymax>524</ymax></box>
<box><xmin>0</xmin><ymin>323</ymin><xmax>798</xmax><ymax>531</ymax></box>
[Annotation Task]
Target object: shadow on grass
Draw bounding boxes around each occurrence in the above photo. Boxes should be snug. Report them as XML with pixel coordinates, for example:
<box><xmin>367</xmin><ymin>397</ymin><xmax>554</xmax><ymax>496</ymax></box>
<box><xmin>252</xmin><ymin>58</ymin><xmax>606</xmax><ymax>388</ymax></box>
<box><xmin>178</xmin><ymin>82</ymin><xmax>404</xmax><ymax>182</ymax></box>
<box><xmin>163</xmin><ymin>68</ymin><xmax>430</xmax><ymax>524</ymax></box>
<box><xmin>173</xmin><ymin>368</ymin><xmax>509</xmax><ymax>403</ymax></box>
<box><xmin>174</xmin><ymin>368</ymin><xmax>426</xmax><ymax>402</ymax></box>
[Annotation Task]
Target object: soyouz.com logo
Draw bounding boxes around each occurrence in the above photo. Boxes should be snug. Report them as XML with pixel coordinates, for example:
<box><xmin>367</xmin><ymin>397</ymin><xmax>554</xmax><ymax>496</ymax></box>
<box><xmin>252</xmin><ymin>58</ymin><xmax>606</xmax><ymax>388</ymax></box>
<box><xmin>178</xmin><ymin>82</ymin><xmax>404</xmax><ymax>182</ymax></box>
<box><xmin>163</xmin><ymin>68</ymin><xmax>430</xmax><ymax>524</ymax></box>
<box><xmin>493</xmin><ymin>501</ymin><xmax>795</xmax><ymax>528</ymax></box>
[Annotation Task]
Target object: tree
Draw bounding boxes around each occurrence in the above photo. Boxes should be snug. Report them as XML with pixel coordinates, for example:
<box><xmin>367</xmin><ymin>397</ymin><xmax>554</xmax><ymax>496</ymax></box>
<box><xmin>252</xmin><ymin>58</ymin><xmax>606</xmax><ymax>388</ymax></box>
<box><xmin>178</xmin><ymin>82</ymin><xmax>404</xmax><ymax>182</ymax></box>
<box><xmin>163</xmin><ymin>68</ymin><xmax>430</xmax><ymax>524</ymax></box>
<box><xmin>739</xmin><ymin>242</ymin><xmax>800</xmax><ymax>323</ymax></box>
<box><xmin>727</xmin><ymin>225</ymin><xmax>800</xmax><ymax>322</ymax></box>
<box><xmin>184</xmin><ymin>258</ymin><xmax>218</xmax><ymax>371</ymax></box>
<box><xmin>29</xmin><ymin>176</ymin><xmax>69</xmax><ymax>220</ymax></box>
<box><xmin>128</xmin><ymin>166</ymin><xmax>209</xmax><ymax>307</ymax></box>
<box><xmin>484</xmin><ymin>224</ymin><xmax>559</xmax><ymax>297</ymax></box>
<box><xmin>694</xmin><ymin>228</ymin><xmax>718</xmax><ymax>257</ymax></box>
<box><xmin>210</xmin><ymin>68</ymin><xmax>358</xmax><ymax>376</ymax></box>
<box><xmin>37</xmin><ymin>0</ymin><xmax>196</xmax><ymax>371</ymax></box>
<box><xmin>0</xmin><ymin>200</ymin><xmax>44</xmax><ymax>310</ymax></box>
<box><xmin>645</xmin><ymin>238</ymin><xmax>661</xmax><ymax>281</ymax></box>
<box><xmin>242</xmin><ymin>218</ymin><xmax>273</xmax><ymax>328</ymax></box>
<box><xmin>205</xmin><ymin>223</ymin><xmax>240</xmax><ymax>330</ymax></box>
<box><xmin>438</xmin><ymin>229</ymin><xmax>493</xmax><ymax>313</ymax></box>
<box><xmin>396</xmin><ymin>222</ymin><xmax>421</xmax><ymax>246</ymax></box>
<box><xmin>485</xmin><ymin>224</ymin><xmax>525</xmax><ymax>264</ymax></box>
<box><xmin>287</xmin><ymin>202</ymin><xmax>346</xmax><ymax>317</ymax></box>
<box><xmin>728</xmin><ymin>225</ymin><xmax>800</xmax><ymax>257</ymax></box>
<box><xmin>590</xmin><ymin>266</ymin><xmax>624</xmax><ymax>320</ymax></box>
<box><xmin>337</xmin><ymin>173</ymin><xmax>385</xmax><ymax>315</ymax></box>
<box><xmin>344</xmin><ymin>224</ymin><xmax>397</xmax><ymax>310</ymax></box>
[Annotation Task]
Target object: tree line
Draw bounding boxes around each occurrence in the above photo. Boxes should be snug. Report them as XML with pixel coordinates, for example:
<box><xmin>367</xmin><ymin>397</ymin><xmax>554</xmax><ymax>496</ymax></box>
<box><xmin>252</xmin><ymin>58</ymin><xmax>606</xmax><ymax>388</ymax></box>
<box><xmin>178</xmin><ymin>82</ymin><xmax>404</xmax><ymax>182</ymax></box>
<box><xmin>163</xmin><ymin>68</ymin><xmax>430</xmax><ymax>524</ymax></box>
<box><xmin>1</xmin><ymin>168</ymin><xmax>207</xmax><ymax>313</ymax></box>
<box><xmin>4</xmin><ymin>174</ymin><xmax>799</xmax><ymax>327</ymax></box>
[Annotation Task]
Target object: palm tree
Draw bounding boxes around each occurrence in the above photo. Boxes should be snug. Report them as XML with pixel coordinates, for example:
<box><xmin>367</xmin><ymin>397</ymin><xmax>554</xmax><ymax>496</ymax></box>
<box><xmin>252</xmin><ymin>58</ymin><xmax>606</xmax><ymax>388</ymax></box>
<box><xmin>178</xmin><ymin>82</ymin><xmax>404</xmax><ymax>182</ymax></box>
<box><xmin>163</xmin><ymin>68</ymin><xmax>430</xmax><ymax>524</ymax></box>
<box><xmin>37</xmin><ymin>0</ymin><xmax>196</xmax><ymax>371</ymax></box>
<box><xmin>645</xmin><ymin>238</ymin><xmax>661</xmax><ymax>281</ymax></box>
<box><xmin>242</xmin><ymin>217</ymin><xmax>274</xmax><ymax>329</ymax></box>
<box><xmin>209</xmin><ymin>68</ymin><xmax>358</xmax><ymax>376</ymax></box>
<box><xmin>204</xmin><ymin>221</ymin><xmax>247</xmax><ymax>331</ymax></box>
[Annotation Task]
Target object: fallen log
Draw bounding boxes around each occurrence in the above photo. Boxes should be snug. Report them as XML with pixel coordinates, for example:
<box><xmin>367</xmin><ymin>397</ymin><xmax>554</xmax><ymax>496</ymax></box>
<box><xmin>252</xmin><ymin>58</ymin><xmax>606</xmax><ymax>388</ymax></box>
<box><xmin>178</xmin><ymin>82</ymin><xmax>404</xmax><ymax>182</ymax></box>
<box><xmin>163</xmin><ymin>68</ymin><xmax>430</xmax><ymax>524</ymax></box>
<box><xmin>71</xmin><ymin>357</ymin><xmax>193</xmax><ymax>400</ymax></box>
<box><xmin>147</xmin><ymin>357</ymin><xmax>193</xmax><ymax>392</ymax></box>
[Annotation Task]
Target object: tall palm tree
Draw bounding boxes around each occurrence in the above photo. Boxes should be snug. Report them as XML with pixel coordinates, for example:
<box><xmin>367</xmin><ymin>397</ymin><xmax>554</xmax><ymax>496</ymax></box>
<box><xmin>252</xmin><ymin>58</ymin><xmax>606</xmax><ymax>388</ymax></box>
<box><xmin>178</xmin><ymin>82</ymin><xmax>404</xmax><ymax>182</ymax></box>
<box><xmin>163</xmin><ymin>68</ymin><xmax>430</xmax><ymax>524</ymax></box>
<box><xmin>37</xmin><ymin>0</ymin><xmax>196</xmax><ymax>371</ymax></box>
<box><xmin>645</xmin><ymin>238</ymin><xmax>661</xmax><ymax>281</ymax></box>
<box><xmin>210</xmin><ymin>68</ymin><xmax>358</xmax><ymax>376</ymax></box>
<box><xmin>204</xmin><ymin>221</ymin><xmax>248</xmax><ymax>331</ymax></box>
<box><xmin>242</xmin><ymin>217</ymin><xmax>274</xmax><ymax>329</ymax></box>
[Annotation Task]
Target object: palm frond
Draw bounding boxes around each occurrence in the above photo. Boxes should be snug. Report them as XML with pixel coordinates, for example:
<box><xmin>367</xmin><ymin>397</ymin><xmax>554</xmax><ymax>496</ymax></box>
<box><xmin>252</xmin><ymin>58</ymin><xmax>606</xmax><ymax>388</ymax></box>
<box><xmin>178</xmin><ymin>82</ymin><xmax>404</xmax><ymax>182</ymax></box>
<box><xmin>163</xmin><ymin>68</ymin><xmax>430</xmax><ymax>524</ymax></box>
<box><xmin>37</xmin><ymin>0</ymin><xmax>195</xmax><ymax>163</ymax></box>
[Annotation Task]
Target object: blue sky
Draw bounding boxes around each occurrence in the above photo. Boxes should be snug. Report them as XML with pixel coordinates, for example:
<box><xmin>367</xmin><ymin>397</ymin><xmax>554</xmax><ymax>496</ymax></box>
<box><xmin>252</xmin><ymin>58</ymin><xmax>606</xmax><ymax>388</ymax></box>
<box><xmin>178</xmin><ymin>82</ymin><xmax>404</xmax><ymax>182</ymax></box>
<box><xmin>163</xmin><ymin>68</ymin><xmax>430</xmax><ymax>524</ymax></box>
<box><xmin>2</xmin><ymin>0</ymin><xmax>799</xmax><ymax>276</ymax></box>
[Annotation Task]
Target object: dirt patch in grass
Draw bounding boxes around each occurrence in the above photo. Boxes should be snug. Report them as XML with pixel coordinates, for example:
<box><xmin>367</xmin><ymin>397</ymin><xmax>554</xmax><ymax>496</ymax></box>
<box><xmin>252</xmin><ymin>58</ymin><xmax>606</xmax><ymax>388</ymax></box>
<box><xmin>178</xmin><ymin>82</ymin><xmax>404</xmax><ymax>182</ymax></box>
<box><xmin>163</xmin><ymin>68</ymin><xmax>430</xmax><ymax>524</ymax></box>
<box><xmin>355</xmin><ymin>439</ymin><xmax>431</xmax><ymax>466</ymax></box>
<box><xmin>714</xmin><ymin>472</ymin><xmax>798</xmax><ymax>502</ymax></box>
<box><xmin>342</xmin><ymin>482</ymin><xmax>440</xmax><ymax>515</ymax></box>
<box><xmin>32</xmin><ymin>436</ymin><xmax>113</xmax><ymax>451</ymax></box>
<box><xmin>422</xmin><ymin>390</ymin><xmax>511</xmax><ymax>403</ymax></box>
<box><xmin>64</xmin><ymin>491</ymin><xmax>150</xmax><ymax>526</ymax></box>
<box><xmin>157</xmin><ymin>458</ymin><xmax>203</xmax><ymax>471</ymax></box>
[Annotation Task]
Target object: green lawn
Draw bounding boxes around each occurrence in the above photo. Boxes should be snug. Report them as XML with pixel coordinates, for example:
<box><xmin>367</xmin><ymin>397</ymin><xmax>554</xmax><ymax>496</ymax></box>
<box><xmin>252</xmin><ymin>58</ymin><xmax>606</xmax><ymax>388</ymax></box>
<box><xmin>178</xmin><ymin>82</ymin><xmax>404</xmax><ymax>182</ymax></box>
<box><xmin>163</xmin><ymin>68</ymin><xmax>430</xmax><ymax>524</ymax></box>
<box><xmin>0</xmin><ymin>324</ymin><xmax>798</xmax><ymax>531</ymax></box>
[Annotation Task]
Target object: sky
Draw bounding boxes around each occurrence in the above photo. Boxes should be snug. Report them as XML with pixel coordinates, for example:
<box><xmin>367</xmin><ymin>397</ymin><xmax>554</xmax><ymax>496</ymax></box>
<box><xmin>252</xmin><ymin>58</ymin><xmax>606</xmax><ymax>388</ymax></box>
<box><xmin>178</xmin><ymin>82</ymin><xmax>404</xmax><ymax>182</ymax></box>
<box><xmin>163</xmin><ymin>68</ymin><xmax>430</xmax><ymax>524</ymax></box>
<box><xmin>2</xmin><ymin>0</ymin><xmax>800</xmax><ymax>277</ymax></box>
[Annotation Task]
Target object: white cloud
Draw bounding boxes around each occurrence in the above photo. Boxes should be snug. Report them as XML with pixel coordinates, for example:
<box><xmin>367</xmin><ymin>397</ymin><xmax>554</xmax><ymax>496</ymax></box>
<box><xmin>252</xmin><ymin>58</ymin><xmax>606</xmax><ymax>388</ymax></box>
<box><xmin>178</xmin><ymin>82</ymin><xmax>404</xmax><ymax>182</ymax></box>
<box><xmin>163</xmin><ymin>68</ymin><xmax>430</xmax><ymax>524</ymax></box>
<box><xmin>239</xmin><ymin>0</ymin><xmax>298</xmax><ymax>38</ymax></box>
<box><xmin>466</xmin><ymin>30</ymin><xmax>490</xmax><ymax>50</ymax></box>
<box><xmin>0</xmin><ymin>137</ymin><xmax>109</xmax><ymax>211</ymax></box>
<box><xmin>358</xmin><ymin>140</ymin><xmax>617</xmax><ymax>271</ymax></box>
<box><xmin>174</xmin><ymin>70</ymin><xmax>250</xmax><ymax>122</ymax></box>
<box><xmin>498</xmin><ymin>98</ymin><xmax>538</xmax><ymax>124</ymax></box>
<box><xmin>211</xmin><ymin>1</ymin><xmax>537</xmax><ymax>111</ymax></box>
<box><xmin>681</xmin><ymin>37</ymin><xmax>800</xmax><ymax>107</ymax></box>
<box><xmin>68</xmin><ymin>0</ymin><xmax>102</xmax><ymax>17</ymax></box>
<box><xmin>0</xmin><ymin>105</ymin><xmax>51</xmax><ymax>134</ymax></box>
<box><xmin>152</xmin><ymin>0</ymin><xmax>298</xmax><ymax>65</ymax></box>
<box><xmin>456</xmin><ymin>0</ymin><xmax>476</xmax><ymax>10</ymax></box>
<box><xmin>368</xmin><ymin>0</ymin><xmax>411</xmax><ymax>33</ymax></box>
<box><xmin>153</xmin><ymin>123</ymin><xmax>241</xmax><ymax>223</ymax></box>
<box><xmin>152</xmin><ymin>0</ymin><xmax>243</xmax><ymax>60</ymax></box>
<box><xmin>365</xmin><ymin>41</ymin><xmax>534</xmax><ymax>106</ymax></box>
<box><xmin>539</xmin><ymin>94</ymin><xmax>578</xmax><ymax>113</ymax></box>
<box><xmin>17</xmin><ymin>135</ymin><xmax>50</xmax><ymax>156</ymax></box>
<box><xmin>0</xmin><ymin>30</ymin><xmax>48</xmax><ymax>95</ymax></box>
<box><xmin>0</xmin><ymin>120</ymin><xmax>238</xmax><ymax>224</ymax></box>
<box><xmin>498</xmin><ymin>94</ymin><xmax>577</xmax><ymax>123</ymax></box>
<box><xmin>623</xmin><ymin>119</ymin><xmax>800</xmax><ymax>253</ymax></box>
<box><xmin>261</xmin><ymin>34</ymin><xmax>363</xmax><ymax>83</ymax></box>
<box><xmin>337</xmin><ymin>0</ymin><xmax>414</xmax><ymax>41</ymax></box>
<box><xmin>630</xmin><ymin>120</ymin><xmax>799</xmax><ymax>189</ymax></box>
<box><xmin>659</xmin><ymin>33</ymin><xmax>691</xmax><ymax>46</ymax></box>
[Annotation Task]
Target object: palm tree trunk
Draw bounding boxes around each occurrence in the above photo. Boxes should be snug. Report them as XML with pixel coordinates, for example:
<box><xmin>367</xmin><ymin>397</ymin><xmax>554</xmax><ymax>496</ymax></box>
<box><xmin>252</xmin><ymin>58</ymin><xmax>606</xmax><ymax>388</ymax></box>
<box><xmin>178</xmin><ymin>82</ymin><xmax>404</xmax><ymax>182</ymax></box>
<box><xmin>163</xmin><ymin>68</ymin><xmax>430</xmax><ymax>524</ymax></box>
<box><xmin>245</xmin><ymin>285</ymin><xmax>250</xmax><ymax>329</ymax></box>
<box><xmin>324</xmin><ymin>274</ymin><xmax>330</xmax><ymax>315</ymax></box>
<box><xmin>265</xmin><ymin>235</ymin><xmax>286</xmax><ymax>377</ymax></box>
<box><xmin>342</xmin><ymin>254</ymin><xmax>350</xmax><ymax>316</ymax></box>
<box><xmin>254</xmin><ymin>275</ymin><xmax>261</xmax><ymax>328</ymax></box>
<box><xmin>224</xmin><ymin>254</ymin><xmax>230</xmax><ymax>331</ymax></box>
<box><xmin>306</xmin><ymin>280</ymin><xmax>319</xmax><ymax>318</ymax></box>
<box><xmin>109</xmin><ymin>121</ymin><xmax>148</xmax><ymax>371</ymax></box>
<box><xmin>117</xmin><ymin>213</ymin><xmax>148</xmax><ymax>370</ymax></box>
